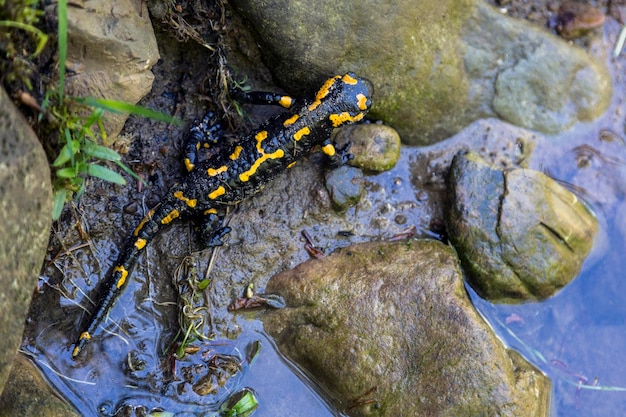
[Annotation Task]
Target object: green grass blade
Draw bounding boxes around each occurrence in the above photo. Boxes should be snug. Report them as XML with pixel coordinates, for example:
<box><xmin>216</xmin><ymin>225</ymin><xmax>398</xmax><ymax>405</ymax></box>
<box><xmin>57</xmin><ymin>0</ymin><xmax>67</xmax><ymax>102</ymax></box>
<box><xmin>52</xmin><ymin>139</ymin><xmax>80</xmax><ymax>166</ymax></box>
<box><xmin>77</xmin><ymin>97</ymin><xmax>182</xmax><ymax>125</ymax></box>
<box><xmin>52</xmin><ymin>188</ymin><xmax>67</xmax><ymax>221</ymax></box>
<box><xmin>56</xmin><ymin>166</ymin><xmax>78</xmax><ymax>178</ymax></box>
<box><xmin>116</xmin><ymin>160</ymin><xmax>146</xmax><ymax>185</ymax></box>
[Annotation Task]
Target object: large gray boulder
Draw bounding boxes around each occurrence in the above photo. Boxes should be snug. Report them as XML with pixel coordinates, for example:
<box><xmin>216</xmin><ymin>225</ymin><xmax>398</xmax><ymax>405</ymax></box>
<box><xmin>230</xmin><ymin>0</ymin><xmax>611</xmax><ymax>145</ymax></box>
<box><xmin>0</xmin><ymin>87</ymin><xmax>52</xmax><ymax>393</ymax></box>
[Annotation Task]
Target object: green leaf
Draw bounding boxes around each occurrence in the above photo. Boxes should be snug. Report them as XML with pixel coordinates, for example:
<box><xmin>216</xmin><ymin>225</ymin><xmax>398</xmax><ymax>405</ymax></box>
<box><xmin>86</xmin><ymin>163</ymin><xmax>126</xmax><ymax>185</ymax></box>
<box><xmin>82</xmin><ymin>141</ymin><xmax>122</xmax><ymax>162</ymax></box>
<box><xmin>53</xmin><ymin>139</ymin><xmax>80</xmax><ymax>166</ymax></box>
<box><xmin>197</xmin><ymin>278</ymin><xmax>211</xmax><ymax>290</ymax></box>
<box><xmin>56</xmin><ymin>166</ymin><xmax>78</xmax><ymax>178</ymax></box>
<box><xmin>220</xmin><ymin>388</ymin><xmax>258</xmax><ymax>417</ymax></box>
<box><xmin>52</xmin><ymin>188</ymin><xmax>67</xmax><ymax>221</ymax></box>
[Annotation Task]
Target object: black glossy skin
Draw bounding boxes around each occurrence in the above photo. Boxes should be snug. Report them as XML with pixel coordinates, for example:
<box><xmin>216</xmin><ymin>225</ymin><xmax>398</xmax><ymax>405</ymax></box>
<box><xmin>71</xmin><ymin>73</ymin><xmax>373</xmax><ymax>359</ymax></box>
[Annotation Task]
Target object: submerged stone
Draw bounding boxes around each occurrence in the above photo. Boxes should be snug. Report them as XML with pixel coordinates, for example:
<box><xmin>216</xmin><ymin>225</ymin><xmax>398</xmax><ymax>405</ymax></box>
<box><xmin>262</xmin><ymin>240</ymin><xmax>550</xmax><ymax>416</ymax></box>
<box><xmin>445</xmin><ymin>151</ymin><xmax>598</xmax><ymax>302</ymax></box>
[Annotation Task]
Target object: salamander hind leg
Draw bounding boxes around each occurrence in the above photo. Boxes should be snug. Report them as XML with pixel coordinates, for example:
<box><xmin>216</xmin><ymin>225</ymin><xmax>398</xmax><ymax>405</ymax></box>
<box><xmin>196</xmin><ymin>210</ymin><xmax>231</xmax><ymax>249</ymax></box>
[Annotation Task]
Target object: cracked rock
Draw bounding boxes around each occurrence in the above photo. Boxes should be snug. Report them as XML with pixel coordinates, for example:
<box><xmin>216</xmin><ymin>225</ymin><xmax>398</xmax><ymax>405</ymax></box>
<box><xmin>445</xmin><ymin>151</ymin><xmax>598</xmax><ymax>302</ymax></box>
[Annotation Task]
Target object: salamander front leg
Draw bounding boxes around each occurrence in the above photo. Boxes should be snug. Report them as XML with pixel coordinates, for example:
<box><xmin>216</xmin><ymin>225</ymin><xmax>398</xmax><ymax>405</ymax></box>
<box><xmin>229</xmin><ymin>88</ymin><xmax>295</xmax><ymax>109</ymax></box>
<box><xmin>184</xmin><ymin>112</ymin><xmax>227</xmax><ymax>172</ymax></box>
<box><xmin>321</xmin><ymin>139</ymin><xmax>354</xmax><ymax>168</ymax></box>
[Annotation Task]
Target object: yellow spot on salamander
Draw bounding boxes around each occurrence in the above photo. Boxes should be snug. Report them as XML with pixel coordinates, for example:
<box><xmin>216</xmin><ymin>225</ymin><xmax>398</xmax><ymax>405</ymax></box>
<box><xmin>279</xmin><ymin>96</ymin><xmax>293</xmax><ymax>108</ymax></box>
<box><xmin>308</xmin><ymin>75</ymin><xmax>341</xmax><ymax>111</ymax></box>
<box><xmin>134</xmin><ymin>208</ymin><xmax>156</xmax><ymax>236</ymax></box>
<box><xmin>79</xmin><ymin>331</ymin><xmax>91</xmax><ymax>341</ymax></box>
<box><xmin>161</xmin><ymin>209</ymin><xmax>180</xmax><ymax>225</ymax></box>
<box><xmin>329</xmin><ymin>112</ymin><xmax>364</xmax><ymax>128</ymax></box>
<box><xmin>204</xmin><ymin>208</ymin><xmax>218</xmax><ymax>215</ymax></box>
<box><xmin>322</xmin><ymin>144</ymin><xmax>336</xmax><ymax>157</ymax></box>
<box><xmin>209</xmin><ymin>186</ymin><xmax>226</xmax><ymax>199</ymax></box>
<box><xmin>174</xmin><ymin>190</ymin><xmax>197</xmax><ymax>208</ymax></box>
<box><xmin>287</xmin><ymin>161</ymin><xmax>296</xmax><ymax>168</ymax></box>
<box><xmin>283</xmin><ymin>114</ymin><xmax>299</xmax><ymax>127</ymax></box>
<box><xmin>294</xmin><ymin>126</ymin><xmax>310</xmax><ymax>141</ymax></box>
<box><xmin>342</xmin><ymin>73</ymin><xmax>358</xmax><ymax>85</ymax></box>
<box><xmin>184</xmin><ymin>158</ymin><xmax>194</xmax><ymax>172</ymax></box>
<box><xmin>229</xmin><ymin>146</ymin><xmax>243</xmax><ymax>160</ymax></box>
<box><xmin>135</xmin><ymin>238</ymin><xmax>147</xmax><ymax>250</ymax></box>
<box><xmin>207</xmin><ymin>165</ymin><xmax>228</xmax><ymax>176</ymax></box>
<box><xmin>239</xmin><ymin>130</ymin><xmax>285</xmax><ymax>182</ymax></box>
<box><xmin>114</xmin><ymin>265</ymin><xmax>129</xmax><ymax>289</ymax></box>
<box><xmin>356</xmin><ymin>93</ymin><xmax>369</xmax><ymax>111</ymax></box>
<box><xmin>195</xmin><ymin>142</ymin><xmax>201</xmax><ymax>151</ymax></box>
<box><xmin>255</xmin><ymin>130</ymin><xmax>268</xmax><ymax>141</ymax></box>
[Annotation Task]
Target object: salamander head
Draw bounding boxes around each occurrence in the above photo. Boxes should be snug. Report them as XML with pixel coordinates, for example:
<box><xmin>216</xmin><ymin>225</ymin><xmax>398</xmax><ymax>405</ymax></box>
<box><xmin>310</xmin><ymin>73</ymin><xmax>373</xmax><ymax>128</ymax></box>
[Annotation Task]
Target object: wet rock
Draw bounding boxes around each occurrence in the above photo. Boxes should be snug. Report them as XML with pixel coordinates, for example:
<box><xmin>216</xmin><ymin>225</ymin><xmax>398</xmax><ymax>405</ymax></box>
<box><xmin>229</xmin><ymin>0</ymin><xmax>611</xmax><ymax>144</ymax></box>
<box><xmin>0</xmin><ymin>355</ymin><xmax>79</xmax><ymax>417</ymax></box>
<box><xmin>333</xmin><ymin>124</ymin><xmax>401</xmax><ymax>172</ymax></box>
<box><xmin>262</xmin><ymin>240</ymin><xmax>550</xmax><ymax>416</ymax></box>
<box><xmin>53</xmin><ymin>0</ymin><xmax>160</xmax><ymax>139</ymax></box>
<box><xmin>324</xmin><ymin>165</ymin><xmax>365</xmax><ymax>212</ymax></box>
<box><xmin>445</xmin><ymin>151</ymin><xmax>598</xmax><ymax>302</ymax></box>
<box><xmin>464</xmin><ymin>3</ymin><xmax>611</xmax><ymax>135</ymax></box>
<box><xmin>0</xmin><ymin>87</ymin><xmax>52</xmax><ymax>393</ymax></box>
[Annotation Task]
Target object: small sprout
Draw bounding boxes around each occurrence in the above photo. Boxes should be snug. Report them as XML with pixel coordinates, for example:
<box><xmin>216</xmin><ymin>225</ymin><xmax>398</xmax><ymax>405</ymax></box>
<box><xmin>228</xmin><ymin>285</ymin><xmax>286</xmax><ymax>311</ymax></box>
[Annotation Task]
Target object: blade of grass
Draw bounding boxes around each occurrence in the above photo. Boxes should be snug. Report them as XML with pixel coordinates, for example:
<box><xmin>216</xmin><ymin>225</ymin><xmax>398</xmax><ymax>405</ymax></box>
<box><xmin>77</xmin><ymin>97</ymin><xmax>182</xmax><ymax>125</ymax></box>
<box><xmin>52</xmin><ymin>189</ymin><xmax>67</xmax><ymax>221</ymax></box>
<box><xmin>115</xmin><ymin>160</ymin><xmax>146</xmax><ymax>185</ymax></box>
<box><xmin>52</xmin><ymin>139</ymin><xmax>80</xmax><ymax>166</ymax></box>
<box><xmin>57</xmin><ymin>0</ymin><xmax>67</xmax><ymax>102</ymax></box>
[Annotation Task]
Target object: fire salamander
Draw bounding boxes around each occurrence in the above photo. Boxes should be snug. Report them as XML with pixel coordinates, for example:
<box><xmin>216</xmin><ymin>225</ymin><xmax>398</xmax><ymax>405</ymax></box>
<box><xmin>71</xmin><ymin>73</ymin><xmax>373</xmax><ymax>358</ymax></box>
